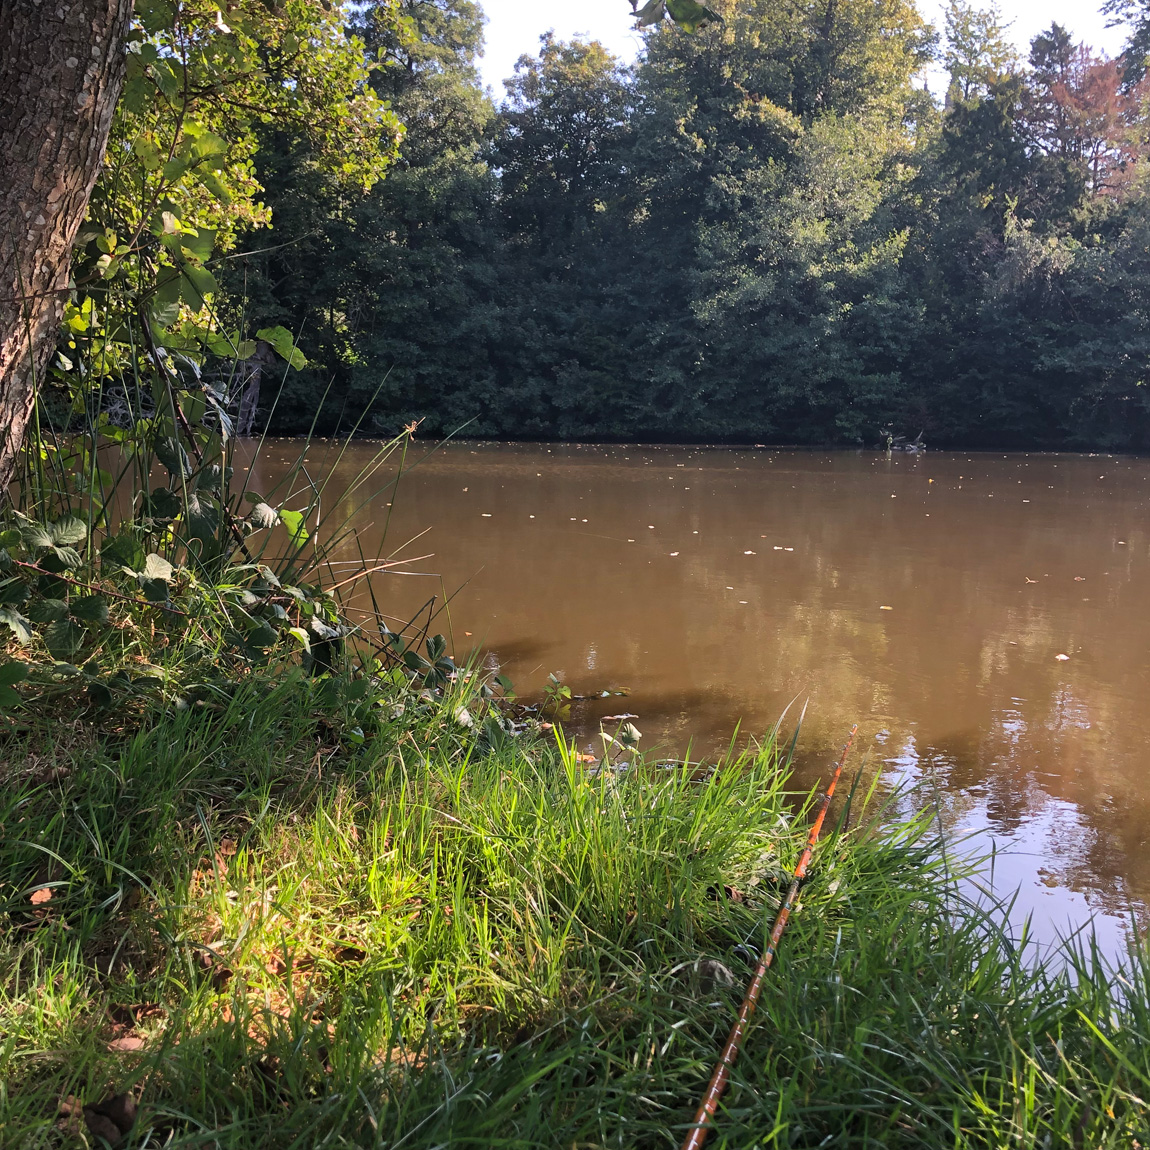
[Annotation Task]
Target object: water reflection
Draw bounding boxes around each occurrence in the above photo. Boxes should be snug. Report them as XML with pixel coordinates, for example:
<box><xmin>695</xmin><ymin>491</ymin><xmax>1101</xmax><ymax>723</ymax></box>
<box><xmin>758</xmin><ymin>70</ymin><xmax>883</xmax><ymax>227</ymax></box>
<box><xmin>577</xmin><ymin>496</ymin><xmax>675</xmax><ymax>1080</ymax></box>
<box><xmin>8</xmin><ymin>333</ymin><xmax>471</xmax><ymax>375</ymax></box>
<box><xmin>252</xmin><ymin>441</ymin><xmax>1150</xmax><ymax>949</ymax></box>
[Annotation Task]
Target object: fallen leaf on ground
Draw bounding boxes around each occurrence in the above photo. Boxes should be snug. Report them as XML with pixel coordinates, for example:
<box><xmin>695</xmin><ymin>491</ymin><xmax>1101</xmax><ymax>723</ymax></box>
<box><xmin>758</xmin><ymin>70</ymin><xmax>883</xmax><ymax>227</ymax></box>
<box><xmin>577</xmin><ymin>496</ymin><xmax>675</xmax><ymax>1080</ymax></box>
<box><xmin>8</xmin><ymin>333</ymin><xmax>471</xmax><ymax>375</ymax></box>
<box><xmin>29</xmin><ymin>887</ymin><xmax>52</xmax><ymax>905</ymax></box>
<box><xmin>60</xmin><ymin>1092</ymin><xmax>138</xmax><ymax>1147</ymax></box>
<box><xmin>109</xmin><ymin>1035</ymin><xmax>146</xmax><ymax>1052</ymax></box>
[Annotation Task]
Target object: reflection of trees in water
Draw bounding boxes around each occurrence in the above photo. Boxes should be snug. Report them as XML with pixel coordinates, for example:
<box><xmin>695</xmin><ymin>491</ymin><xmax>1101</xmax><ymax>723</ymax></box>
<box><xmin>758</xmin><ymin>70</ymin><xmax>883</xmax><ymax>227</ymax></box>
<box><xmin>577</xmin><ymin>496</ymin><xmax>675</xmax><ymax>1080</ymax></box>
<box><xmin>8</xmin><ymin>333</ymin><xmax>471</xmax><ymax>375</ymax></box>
<box><xmin>279</xmin><ymin>443</ymin><xmax>1150</xmax><ymax>923</ymax></box>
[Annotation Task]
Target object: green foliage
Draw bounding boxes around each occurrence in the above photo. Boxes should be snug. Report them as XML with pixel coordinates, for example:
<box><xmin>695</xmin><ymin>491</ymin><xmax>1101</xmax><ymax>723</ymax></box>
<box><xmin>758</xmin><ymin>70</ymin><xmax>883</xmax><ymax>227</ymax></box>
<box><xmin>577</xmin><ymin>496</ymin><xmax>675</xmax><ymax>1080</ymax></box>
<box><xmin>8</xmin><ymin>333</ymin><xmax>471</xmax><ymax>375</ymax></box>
<box><xmin>39</xmin><ymin>0</ymin><xmax>402</xmax><ymax>459</ymax></box>
<box><xmin>4</xmin><ymin>683</ymin><xmax>1150</xmax><ymax>1146</ymax></box>
<box><xmin>232</xmin><ymin>0</ymin><xmax>1150</xmax><ymax>451</ymax></box>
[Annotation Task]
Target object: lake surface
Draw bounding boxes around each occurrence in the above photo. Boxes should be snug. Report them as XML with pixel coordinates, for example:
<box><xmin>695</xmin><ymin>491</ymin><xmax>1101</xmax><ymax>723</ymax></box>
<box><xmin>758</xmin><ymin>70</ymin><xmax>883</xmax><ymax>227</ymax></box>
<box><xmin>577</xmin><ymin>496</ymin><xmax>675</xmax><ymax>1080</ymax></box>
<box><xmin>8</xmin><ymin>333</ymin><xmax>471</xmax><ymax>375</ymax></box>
<box><xmin>255</xmin><ymin>441</ymin><xmax>1150</xmax><ymax>952</ymax></box>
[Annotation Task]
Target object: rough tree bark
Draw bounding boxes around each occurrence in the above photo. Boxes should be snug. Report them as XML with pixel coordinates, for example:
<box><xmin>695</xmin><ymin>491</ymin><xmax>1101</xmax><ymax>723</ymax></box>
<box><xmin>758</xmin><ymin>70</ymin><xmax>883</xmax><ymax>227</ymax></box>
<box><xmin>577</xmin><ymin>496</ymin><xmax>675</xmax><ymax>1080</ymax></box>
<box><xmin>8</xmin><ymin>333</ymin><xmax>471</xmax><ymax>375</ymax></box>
<box><xmin>0</xmin><ymin>0</ymin><xmax>132</xmax><ymax>494</ymax></box>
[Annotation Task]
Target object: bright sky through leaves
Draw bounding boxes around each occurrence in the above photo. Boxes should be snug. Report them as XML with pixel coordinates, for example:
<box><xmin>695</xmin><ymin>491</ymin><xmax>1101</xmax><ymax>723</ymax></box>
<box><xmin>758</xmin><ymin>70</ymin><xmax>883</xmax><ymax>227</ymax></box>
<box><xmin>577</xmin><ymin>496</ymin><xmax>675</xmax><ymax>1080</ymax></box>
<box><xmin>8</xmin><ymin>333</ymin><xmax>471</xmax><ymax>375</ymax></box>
<box><xmin>477</xmin><ymin>0</ymin><xmax>1126</xmax><ymax>94</ymax></box>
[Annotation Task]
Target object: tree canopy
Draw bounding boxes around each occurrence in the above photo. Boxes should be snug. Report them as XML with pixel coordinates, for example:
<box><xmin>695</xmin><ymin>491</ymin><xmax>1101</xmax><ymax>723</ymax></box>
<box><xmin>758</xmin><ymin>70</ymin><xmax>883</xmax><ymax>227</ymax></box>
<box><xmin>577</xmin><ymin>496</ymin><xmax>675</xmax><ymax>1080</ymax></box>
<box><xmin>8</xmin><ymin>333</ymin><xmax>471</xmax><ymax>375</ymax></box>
<box><xmin>215</xmin><ymin>0</ymin><xmax>1150</xmax><ymax>451</ymax></box>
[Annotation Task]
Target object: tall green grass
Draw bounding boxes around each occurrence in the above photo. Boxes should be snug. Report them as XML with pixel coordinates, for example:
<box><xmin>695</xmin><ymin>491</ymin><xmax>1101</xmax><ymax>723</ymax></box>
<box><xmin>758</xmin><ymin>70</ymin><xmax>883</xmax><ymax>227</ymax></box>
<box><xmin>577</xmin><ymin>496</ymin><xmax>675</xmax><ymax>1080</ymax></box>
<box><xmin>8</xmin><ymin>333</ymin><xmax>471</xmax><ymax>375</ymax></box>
<box><xmin>2</xmin><ymin>674</ymin><xmax>1149</xmax><ymax>1147</ymax></box>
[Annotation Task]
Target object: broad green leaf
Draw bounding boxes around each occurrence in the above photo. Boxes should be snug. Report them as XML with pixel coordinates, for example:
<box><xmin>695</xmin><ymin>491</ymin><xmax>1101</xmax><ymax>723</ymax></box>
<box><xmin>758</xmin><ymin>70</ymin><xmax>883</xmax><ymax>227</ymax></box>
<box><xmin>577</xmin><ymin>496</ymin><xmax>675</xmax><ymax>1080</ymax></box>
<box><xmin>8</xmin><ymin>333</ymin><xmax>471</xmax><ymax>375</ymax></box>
<box><xmin>45</xmin><ymin>618</ymin><xmax>85</xmax><ymax>661</ymax></box>
<box><xmin>256</xmin><ymin>326</ymin><xmax>295</xmax><ymax>357</ymax></box>
<box><xmin>307</xmin><ymin>617</ymin><xmax>339</xmax><ymax>641</ymax></box>
<box><xmin>155</xmin><ymin>437</ymin><xmax>193</xmax><ymax>480</ymax></box>
<box><xmin>21</xmin><ymin>524</ymin><xmax>53</xmax><ymax>550</ymax></box>
<box><xmin>180</xmin><ymin>390</ymin><xmax>207</xmax><ymax>425</ymax></box>
<box><xmin>71</xmin><ymin>595</ymin><xmax>110</xmax><ymax>625</ymax></box>
<box><xmin>102</xmin><ymin>532</ymin><xmax>146</xmax><ymax>573</ymax></box>
<box><xmin>0</xmin><ymin>579</ymin><xmax>27</xmax><ymax>606</ymax></box>
<box><xmin>179</xmin><ymin>264</ymin><xmax>217</xmax><ymax>309</ymax></box>
<box><xmin>28</xmin><ymin>599</ymin><xmax>69</xmax><ymax>624</ymax></box>
<box><xmin>191</xmin><ymin>131</ymin><xmax>228</xmax><ymax>159</ymax></box>
<box><xmin>146</xmin><ymin>487</ymin><xmax>182</xmax><ymax>520</ymax></box>
<box><xmin>132</xmin><ymin>135</ymin><xmax>164</xmax><ymax>171</ymax></box>
<box><xmin>0</xmin><ymin>660</ymin><xmax>27</xmax><ymax>688</ymax></box>
<box><xmin>247</xmin><ymin>502</ymin><xmax>279</xmax><ymax>531</ymax></box>
<box><xmin>142</xmin><ymin>553</ymin><xmax>174</xmax><ymax>582</ymax></box>
<box><xmin>278</xmin><ymin>508</ymin><xmax>309</xmax><ymax>548</ymax></box>
<box><xmin>179</xmin><ymin>225</ymin><xmax>216</xmax><ymax>262</ymax></box>
<box><xmin>50</xmin><ymin>517</ymin><xmax>88</xmax><ymax>546</ymax></box>
<box><xmin>0</xmin><ymin>609</ymin><xmax>32</xmax><ymax>645</ymax></box>
<box><xmin>50</xmin><ymin>547</ymin><xmax>83</xmax><ymax>570</ymax></box>
<box><xmin>200</xmin><ymin>170</ymin><xmax>233</xmax><ymax>205</ymax></box>
<box><xmin>288</xmin><ymin>626</ymin><xmax>311</xmax><ymax>650</ymax></box>
<box><xmin>256</xmin><ymin>326</ymin><xmax>308</xmax><ymax>369</ymax></box>
<box><xmin>184</xmin><ymin>491</ymin><xmax>220</xmax><ymax>542</ymax></box>
<box><xmin>247</xmin><ymin>619</ymin><xmax>278</xmax><ymax>648</ymax></box>
<box><xmin>141</xmin><ymin>578</ymin><xmax>170</xmax><ymax>603</ymax></box>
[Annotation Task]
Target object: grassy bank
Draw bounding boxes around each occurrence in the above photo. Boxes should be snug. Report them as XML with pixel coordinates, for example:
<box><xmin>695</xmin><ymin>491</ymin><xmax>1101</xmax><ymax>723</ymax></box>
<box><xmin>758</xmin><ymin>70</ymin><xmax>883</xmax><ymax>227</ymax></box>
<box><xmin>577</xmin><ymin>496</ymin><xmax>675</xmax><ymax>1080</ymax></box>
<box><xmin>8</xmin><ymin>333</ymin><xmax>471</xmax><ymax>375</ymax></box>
<box><xmin>2</xmin><ymin>669</ymin><xmax>1149</xmax><ymax>1149</ymax></box>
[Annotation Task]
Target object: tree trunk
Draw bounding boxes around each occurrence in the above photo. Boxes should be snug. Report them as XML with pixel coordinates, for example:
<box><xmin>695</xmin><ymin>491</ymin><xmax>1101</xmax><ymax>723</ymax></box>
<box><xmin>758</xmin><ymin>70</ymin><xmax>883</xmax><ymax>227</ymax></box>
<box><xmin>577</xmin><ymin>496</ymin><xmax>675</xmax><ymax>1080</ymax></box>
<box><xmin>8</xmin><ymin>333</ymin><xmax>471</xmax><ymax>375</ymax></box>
<box><xmin>236</xmin><ymin>340</ymin><xmax>276</xmax><ymax>438</ymax></box>
<box><xmin>0</xmin><ymin>0</ymin><xmax>131</xmax><ymax>494</ymax></box>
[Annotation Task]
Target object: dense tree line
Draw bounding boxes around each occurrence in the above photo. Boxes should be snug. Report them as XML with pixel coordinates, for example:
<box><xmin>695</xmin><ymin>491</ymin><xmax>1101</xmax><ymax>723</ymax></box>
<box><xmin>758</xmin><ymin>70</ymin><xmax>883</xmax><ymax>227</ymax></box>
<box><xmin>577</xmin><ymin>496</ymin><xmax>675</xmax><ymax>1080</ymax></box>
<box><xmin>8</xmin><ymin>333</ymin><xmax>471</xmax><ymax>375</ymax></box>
<box><xmin>229</xmin><ymin>0</ymin><xmax>1150</xmax><ymax>450</ymax></box>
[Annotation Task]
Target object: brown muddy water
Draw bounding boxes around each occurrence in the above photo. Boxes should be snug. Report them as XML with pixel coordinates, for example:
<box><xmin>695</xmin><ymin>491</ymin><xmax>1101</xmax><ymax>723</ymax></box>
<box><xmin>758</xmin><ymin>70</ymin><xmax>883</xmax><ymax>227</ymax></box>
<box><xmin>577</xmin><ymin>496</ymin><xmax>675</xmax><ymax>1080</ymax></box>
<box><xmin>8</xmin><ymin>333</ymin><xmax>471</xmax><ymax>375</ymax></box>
<box><xmin>251</xmin><ymin>440</ymin><xmax>1150</xmax><ymax>953</ymax></box>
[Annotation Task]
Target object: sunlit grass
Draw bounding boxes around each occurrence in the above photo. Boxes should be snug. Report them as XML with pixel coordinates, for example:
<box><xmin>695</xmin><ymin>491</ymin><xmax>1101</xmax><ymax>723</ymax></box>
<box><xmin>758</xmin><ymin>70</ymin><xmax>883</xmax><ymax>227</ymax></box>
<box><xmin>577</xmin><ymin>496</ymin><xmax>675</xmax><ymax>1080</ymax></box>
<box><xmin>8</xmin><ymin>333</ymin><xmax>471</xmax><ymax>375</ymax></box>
<box><xmin>2</xmin><ymin>675</ymin><xmax>1150</xmax><ymax>1147</ymax></box>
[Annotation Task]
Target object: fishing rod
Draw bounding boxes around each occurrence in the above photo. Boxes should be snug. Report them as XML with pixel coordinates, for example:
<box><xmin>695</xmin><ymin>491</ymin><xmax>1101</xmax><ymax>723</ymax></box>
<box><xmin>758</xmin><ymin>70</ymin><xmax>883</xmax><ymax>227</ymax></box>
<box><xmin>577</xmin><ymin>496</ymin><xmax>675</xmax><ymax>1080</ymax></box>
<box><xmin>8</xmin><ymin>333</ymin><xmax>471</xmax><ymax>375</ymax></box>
<box><xmin>680</xmin><ymin>723</ymin><xmax>859</xmax><ymax>1150</ymax></box>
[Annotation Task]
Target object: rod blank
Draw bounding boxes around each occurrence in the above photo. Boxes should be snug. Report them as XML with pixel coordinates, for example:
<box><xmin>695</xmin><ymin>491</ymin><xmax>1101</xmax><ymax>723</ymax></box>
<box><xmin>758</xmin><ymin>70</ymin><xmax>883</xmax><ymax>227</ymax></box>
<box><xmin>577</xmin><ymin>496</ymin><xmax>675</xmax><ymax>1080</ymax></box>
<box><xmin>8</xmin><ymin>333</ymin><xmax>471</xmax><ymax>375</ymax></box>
<box><xmin>680</xmin><ymin>724</ymin><xmax>859</xmax><ymax>1150</ymax></box>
